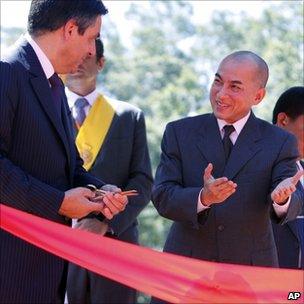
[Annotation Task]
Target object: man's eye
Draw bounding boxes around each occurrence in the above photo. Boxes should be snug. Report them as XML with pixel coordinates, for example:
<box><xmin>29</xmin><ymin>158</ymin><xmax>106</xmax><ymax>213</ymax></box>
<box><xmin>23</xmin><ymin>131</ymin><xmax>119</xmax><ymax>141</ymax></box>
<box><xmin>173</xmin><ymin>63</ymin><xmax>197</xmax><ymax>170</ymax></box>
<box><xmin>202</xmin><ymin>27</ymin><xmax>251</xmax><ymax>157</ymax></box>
<box><xmin>231</xmin><ymin>85</ymin><xmax>240</xmax><ymax>90</ymax></box>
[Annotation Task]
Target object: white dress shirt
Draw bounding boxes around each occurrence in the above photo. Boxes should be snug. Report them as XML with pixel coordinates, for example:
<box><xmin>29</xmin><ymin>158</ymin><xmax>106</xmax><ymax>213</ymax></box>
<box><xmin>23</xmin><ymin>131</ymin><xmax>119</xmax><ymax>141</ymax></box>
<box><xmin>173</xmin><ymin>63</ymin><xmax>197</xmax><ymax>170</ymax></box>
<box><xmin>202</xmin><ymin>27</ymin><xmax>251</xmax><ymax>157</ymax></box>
<box><xmin>65</xmin><ymin>87</ymin><xmax>98</xmax><ymax>119</ymax></box>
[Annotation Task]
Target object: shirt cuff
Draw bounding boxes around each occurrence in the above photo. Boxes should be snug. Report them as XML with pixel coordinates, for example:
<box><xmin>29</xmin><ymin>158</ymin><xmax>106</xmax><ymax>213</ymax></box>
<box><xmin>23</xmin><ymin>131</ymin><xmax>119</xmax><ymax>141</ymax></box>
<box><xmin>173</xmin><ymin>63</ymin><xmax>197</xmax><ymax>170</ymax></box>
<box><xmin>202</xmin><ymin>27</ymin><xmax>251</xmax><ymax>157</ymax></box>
<box><xmin>197</xmin><ymin>188</ymin><xmax>210</xmax><ymax>213</ymax></box>
<box><xmin>272</xmin><ymin>196</ymin><xmax>291</xmax><ymax>217</ymax></box>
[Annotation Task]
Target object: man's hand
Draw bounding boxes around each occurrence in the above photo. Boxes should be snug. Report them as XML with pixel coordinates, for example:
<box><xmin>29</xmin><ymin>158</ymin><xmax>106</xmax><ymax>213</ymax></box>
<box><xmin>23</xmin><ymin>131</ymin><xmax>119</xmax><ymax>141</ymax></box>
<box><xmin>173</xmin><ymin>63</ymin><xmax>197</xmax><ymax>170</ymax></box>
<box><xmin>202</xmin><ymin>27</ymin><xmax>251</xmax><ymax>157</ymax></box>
<box><xmin>95</xmin><ymin>184</ymin><xmax>128</xmax><ymax>220</ymax></box>
<box><xmin>59</xmin><ymin>187</ymin><xmax>105</xmax><ymax>219</ymax></box>
<box><xmin>271</xmin><ymin>170</ymin><xmax>304</xmax><ymax>204</ymax></box>
<box><xmin>101</xmin><ymin>192</ymin><xmax>127</xmax><ymax>219</ymax></box>
<box><xmin>200</xmin><ymin>163</ymin><xmax>237</xmax><ymax>206</ymax></box>
<box><xmin>74</xmin><ymin>218</ymin><xmax>108</xmax><ymax>235</ymax></box>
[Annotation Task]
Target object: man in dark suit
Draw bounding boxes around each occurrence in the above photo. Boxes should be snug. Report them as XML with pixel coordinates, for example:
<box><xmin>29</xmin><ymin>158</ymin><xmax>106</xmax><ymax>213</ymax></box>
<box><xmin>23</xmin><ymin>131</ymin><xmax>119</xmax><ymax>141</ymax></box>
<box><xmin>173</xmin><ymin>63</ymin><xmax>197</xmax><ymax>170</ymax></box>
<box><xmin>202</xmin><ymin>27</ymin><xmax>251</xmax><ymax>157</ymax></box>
<box><xmin>272</xmin><ymin>86</ymin><xmax>304</xmax><ymax>269</ymax></box>
<box><xmin>152</xmin><ymin>51</ymin><xmax>303</xmax><ymax>286</ymax></box>
<box><xmin>65</xmin><ymin>38</ymin><xmax>153</xmax><ymax>304</ymax></box>
<box><xmin>0</xmin><ymin>1</ymin><xmax>128</xmax><ymax>303</ymax></box>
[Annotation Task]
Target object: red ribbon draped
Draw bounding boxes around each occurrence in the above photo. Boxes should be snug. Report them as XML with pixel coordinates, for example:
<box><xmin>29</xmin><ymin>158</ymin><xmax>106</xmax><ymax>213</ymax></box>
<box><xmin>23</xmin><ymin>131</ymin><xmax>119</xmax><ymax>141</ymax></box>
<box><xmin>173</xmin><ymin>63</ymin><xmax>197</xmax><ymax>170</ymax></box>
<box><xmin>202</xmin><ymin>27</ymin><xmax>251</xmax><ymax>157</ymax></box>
<box><xmin>0</xmin><ymin>204</ymin><xmax>303</xmax><ymax>303</ymax></box>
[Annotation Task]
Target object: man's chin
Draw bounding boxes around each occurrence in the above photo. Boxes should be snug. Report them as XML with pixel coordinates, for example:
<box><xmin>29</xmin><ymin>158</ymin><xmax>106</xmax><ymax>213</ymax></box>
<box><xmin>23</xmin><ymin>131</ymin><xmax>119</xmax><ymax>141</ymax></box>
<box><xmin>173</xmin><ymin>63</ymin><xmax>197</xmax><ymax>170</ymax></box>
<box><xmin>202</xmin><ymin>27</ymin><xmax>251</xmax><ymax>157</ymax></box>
<box><xmin>70</xmin><ymin>70</ymin><xmax>84</xmax><ymax>77</ymax></box>
<box><xmin>67</xmin><ymin>67</ymin><xmax>85</xmax><ymax>78</ymax></box>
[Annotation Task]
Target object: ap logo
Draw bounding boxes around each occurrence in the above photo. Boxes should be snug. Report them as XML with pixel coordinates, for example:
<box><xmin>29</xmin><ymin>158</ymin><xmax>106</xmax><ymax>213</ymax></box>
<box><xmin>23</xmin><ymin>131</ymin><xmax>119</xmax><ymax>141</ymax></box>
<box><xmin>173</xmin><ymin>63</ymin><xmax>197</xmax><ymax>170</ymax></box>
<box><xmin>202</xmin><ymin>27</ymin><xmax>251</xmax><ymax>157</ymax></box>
<box><xmin>288</xmin><ymin>292</ymin><xmax>302</xmax><ymax>301</ymax></box>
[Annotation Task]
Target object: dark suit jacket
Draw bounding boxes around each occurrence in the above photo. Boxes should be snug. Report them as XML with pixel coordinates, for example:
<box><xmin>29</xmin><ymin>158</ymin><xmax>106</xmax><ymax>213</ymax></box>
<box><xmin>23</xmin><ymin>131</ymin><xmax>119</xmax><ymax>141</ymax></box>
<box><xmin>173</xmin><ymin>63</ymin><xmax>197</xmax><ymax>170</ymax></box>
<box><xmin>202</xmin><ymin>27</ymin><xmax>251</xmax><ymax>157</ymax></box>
<box><xmin>88</xmin><ymin>97</ymin><xmax>153</xmax><ymax>242</ymax></box>
<box><xmin>272</xmin><ymin>161</ymin><xmax>304</xmax><ymax>269</ymax></box>
<box><xmin>0</xmin><ymin>39</ymin><xmax>103</xmax><ymax>303</ymax></box>
<box><xmin>67</xmin><ymin>97</ymin><xmax>153</xmax><ymax>303</ymax></box>
<box><xmin>152</xmin><ymin>112</ymin><xmax>302</xmax><ymax>267</ymax></box>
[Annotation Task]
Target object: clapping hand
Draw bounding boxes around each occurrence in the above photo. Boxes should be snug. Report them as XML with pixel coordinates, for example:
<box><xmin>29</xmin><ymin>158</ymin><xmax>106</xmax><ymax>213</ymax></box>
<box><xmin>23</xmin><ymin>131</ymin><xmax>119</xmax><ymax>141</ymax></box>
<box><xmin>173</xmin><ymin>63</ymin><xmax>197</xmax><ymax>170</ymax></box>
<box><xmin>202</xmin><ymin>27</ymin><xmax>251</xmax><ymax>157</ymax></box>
<box><xmin>200</xmin><ymin>163</ymin><xmax>237</xmax><ymax>206</ymax></box>
<box><xmin>271</xmin><ymin>170</ymin><xmax>304</xmax><ymax>204</ymax></box>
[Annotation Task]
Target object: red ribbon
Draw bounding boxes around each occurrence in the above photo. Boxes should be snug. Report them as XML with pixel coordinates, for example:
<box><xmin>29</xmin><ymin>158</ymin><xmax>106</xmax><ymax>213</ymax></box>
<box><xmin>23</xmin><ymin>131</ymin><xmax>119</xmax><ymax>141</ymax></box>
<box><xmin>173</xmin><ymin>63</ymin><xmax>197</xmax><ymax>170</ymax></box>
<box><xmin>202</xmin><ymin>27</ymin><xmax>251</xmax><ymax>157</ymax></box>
<box><xmin>1</xmin><ymin>204</ymin><xmax>303</xmax><ymax>303</ymax></box>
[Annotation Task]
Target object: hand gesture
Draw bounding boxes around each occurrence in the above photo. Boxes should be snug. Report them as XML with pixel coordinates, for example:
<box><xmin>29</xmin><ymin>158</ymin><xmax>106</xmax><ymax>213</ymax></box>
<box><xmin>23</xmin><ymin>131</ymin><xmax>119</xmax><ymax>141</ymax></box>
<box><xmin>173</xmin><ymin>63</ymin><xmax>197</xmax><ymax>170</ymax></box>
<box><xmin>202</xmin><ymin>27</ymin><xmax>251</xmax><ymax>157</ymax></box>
<box><xmin>200</xmin><ymin>163</ymin><xmax>237</xmax><ymax>206</ymax></box>
<box><xmin>271</xmin><ymin>170</ymin><xmax>304</xmax><ymax>204</ymax></box>
<box><xmin>59</xmin><ymin>187</ymin><xmax>105</xmax><ymax>219</ymax></box>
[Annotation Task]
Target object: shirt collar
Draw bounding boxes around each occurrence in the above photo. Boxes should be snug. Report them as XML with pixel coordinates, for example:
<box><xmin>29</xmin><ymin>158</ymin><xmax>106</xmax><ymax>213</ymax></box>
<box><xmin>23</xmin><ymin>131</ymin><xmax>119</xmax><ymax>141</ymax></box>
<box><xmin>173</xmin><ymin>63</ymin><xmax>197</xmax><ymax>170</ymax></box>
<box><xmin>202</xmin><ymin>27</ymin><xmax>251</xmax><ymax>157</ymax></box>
<box><xmin>25</xmin><ymin>33</ymin><xmax>54</xmax><ymax>79</ymax></box>
<box><xmin>217</xmin><ymin>111</ymin><xmax>251</xmax><ymax>136</ymax></box>
<box><xmin>65</xmin><ymin>87</ymin><xmax>99</xmax><ymax>109</ymax></box>
<box><xmin>296</xmin><ymin>160</ymin><xmax>303</xmax><ymax>170</ymax></box>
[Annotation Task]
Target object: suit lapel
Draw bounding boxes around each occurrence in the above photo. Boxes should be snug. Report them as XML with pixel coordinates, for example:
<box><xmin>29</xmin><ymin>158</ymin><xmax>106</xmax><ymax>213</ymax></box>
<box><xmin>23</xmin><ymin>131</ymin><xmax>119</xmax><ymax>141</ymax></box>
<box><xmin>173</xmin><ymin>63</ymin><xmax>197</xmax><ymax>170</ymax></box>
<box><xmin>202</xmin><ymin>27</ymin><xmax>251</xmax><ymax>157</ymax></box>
<box><xmin>287</xmin><ymin>220</ymin><xmax>301</xmax><ymax>241</ymax></box>
<box><xmin>22</xmin><ymin>41</ymin><xmax>71</xmax><ymax>165</ymax></box>
<box><xmin>223</xmin><ymin>112</ymin><xmax>262</xmax><ymax>180</ymax></box>
<box><xmin>61</xmin><ymin>96</ymin><xmax>74</xmax><ymax>178</ymax></box>
<box><xmin>196</xmin><ymin>114</ymin><xmax>226</xmax><ymax>177</ymax></box>
<box><xmin>99</xmin><ymin>114</ymin><xmax>117</xmax><ymax>150</ymax></box>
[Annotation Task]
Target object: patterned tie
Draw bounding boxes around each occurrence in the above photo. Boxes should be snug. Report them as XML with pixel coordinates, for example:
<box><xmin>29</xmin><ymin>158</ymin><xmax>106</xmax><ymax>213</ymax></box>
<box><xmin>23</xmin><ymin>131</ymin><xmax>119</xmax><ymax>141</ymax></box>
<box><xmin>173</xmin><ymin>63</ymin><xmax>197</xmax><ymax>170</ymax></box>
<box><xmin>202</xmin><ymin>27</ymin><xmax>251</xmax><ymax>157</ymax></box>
<box><xmin>223</xmin><ymin>125</ymin><xmax>235</xmax><ymax>162</ymax></box>
<box><xmin>74</xmin><ymin>97</ymin><xmax>89</xmax><ymax>128</ymax></box>
<box><xmin>49</xmin><ymin>73</ymin><xmax>63</xmax><ymax>118</ymax></box>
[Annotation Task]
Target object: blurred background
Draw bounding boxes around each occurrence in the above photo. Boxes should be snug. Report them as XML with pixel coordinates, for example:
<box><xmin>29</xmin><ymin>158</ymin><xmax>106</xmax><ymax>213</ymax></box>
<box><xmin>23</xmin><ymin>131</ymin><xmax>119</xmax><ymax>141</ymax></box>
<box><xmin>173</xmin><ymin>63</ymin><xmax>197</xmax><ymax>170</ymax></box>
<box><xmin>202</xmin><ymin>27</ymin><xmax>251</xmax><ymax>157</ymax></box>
<box><xmin>1</xmin><ymin>0</ymin><xmax>303</xmax><ymax>302</ymax></box>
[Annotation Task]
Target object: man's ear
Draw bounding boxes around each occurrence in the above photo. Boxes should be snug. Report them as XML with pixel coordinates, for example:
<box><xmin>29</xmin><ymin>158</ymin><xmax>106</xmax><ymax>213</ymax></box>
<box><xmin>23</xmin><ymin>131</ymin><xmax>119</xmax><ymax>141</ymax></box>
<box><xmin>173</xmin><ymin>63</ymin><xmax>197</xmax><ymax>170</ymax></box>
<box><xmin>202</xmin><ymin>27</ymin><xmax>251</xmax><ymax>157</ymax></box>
<box><xmin>97</xmin><ymin>57</ymin><xmax>105</xmax><ymax>71</ymax></box>
<box><xmin>253</xmin><ymin>88</ymin><xmax>266</xmax><ymax>105</ymax></box>
<box><xmin>276</xmin><ymin>112</ymin><xmax>289</xmax><ymax>127</ymax></box>
<box><xmin>62</xmin><ymin>19</ymin><xmax>78</xmax><ymax>40</ymax></box>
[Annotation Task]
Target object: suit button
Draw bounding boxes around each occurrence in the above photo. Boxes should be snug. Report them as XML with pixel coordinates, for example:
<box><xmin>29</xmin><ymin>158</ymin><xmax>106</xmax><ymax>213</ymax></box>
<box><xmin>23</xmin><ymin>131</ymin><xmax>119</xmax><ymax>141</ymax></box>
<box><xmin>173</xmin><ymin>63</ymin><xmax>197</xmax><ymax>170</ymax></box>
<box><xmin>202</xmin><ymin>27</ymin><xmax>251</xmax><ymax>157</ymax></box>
<box><xmin>218</xmin><ymin>225</ymin><xmax>224</xmax><ymax>231</ymax></box>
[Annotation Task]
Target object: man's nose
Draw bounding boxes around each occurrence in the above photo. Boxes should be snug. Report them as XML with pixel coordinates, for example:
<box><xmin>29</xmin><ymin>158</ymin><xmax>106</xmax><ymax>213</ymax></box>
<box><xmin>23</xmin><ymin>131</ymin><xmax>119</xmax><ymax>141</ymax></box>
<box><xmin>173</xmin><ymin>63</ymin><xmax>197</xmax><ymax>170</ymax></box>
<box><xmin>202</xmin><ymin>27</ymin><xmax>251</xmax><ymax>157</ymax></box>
<box><xmin>217</xmin><ymin>85</ymin><xmax>229</xmax><ymax>100</ymax></box>
<box><xmin>88</xmin><ymin>42</ymin><xmax>96</xmax><ymax>58</ymax></box>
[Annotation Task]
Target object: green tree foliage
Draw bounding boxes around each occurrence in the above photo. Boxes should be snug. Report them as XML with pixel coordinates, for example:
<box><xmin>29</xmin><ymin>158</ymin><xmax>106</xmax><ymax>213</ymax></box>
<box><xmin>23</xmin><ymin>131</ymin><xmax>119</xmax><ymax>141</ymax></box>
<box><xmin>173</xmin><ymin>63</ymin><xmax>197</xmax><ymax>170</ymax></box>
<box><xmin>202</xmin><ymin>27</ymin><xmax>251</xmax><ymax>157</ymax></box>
<box><xmin>1</xmin><ymin>26</ymin><xmax>24</xmax><ymax>56</ymax></box>
<box><xmin>191</xmin><ymin>1</ymin><xmax>303</xmax><ymax>121</ymax></box>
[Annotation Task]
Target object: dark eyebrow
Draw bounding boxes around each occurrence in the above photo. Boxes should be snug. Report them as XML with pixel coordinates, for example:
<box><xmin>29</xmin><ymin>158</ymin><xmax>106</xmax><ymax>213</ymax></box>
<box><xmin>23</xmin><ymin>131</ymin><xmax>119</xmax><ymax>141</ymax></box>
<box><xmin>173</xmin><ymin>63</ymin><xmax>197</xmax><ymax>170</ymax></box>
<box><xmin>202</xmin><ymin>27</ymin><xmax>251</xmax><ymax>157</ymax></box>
<box><xmin>215</xmin><ymin>73</ymin><xmax>222</xmax><ymax>80</ymax></box>
<box><xmin>230</xmin><ymin>80</ymin><xmax>243</xmax><ymax>85</ymax></box>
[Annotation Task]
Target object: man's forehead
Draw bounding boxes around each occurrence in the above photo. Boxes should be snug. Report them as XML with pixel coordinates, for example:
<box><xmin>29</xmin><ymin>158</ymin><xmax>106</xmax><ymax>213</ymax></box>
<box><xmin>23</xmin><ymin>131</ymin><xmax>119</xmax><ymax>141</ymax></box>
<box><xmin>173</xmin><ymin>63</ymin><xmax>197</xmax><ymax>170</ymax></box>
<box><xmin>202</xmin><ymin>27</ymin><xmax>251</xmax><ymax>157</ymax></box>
<box><xmin>217</xmin><ymin>59</ymin><xmax>257</xmax><ymax>78</ymax></box>
<box><xmin>220</xmin><ymin>56</ymin><xmax>256</xmax><ymax>69</ymax></box>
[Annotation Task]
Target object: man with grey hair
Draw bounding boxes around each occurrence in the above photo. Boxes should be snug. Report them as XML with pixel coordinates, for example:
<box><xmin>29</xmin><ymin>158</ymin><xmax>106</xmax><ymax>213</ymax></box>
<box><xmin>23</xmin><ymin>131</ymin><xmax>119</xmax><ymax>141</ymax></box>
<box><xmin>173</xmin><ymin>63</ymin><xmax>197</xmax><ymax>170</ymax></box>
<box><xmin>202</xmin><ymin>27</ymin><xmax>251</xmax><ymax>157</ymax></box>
<box><xmin>152</xmin><ymin>51</ymin><xmax>303</xmax><ymax>304</ymax></box>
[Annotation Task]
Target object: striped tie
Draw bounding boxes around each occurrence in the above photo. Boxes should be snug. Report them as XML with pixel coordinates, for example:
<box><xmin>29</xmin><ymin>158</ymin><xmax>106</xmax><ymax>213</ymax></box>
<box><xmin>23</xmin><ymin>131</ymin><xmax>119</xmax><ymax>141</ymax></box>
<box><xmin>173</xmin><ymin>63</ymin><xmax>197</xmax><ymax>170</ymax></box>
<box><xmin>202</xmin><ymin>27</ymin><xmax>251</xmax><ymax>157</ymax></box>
<box><xmin>74</xmin><ymin>98</ymin><xmax>88</xmax><ymax>128</ymax></box>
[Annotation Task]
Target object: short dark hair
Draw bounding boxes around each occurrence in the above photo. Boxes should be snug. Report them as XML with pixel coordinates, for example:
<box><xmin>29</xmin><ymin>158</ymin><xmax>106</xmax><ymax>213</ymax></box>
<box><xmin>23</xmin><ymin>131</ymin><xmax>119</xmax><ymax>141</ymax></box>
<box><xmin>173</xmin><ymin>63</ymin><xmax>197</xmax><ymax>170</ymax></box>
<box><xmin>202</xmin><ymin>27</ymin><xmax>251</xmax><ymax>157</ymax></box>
<box><xmin>28</xmin><ymin>0</ymin><xmax>108</xmax><ymax>36</ymax></box>
<box><xmin>272</xmin><ymin>86</ymin><xmax>304</xmax><ymax>124</ymax></box>
<box><xmin>95</xmin><ymin>38</ymin><xmax>104</xmax><ymax>61</ymax></box>
<box><xmin>223</xmin><ymin>51</ymin><xmax>269</xmax><ymax>88</ymax></box>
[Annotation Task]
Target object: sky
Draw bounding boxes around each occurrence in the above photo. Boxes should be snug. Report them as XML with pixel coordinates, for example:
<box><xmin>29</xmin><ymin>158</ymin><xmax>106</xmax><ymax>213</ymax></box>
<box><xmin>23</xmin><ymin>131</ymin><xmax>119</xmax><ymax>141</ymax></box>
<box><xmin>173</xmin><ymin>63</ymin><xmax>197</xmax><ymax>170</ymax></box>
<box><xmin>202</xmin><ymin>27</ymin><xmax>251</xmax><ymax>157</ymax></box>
<box><xmin>0</xmin><ymin>0</ymin><xmax>271</xmax><ymax>41</ymax></box>
<box><xmin>0</xmin><ymin>0</ymin><xmax>268</xmax><ymax>29</ymax></box>
<box><xmin>0</xmin><ymin>0</ymin><xmax>275</xmax><ymax>55</ymax></box>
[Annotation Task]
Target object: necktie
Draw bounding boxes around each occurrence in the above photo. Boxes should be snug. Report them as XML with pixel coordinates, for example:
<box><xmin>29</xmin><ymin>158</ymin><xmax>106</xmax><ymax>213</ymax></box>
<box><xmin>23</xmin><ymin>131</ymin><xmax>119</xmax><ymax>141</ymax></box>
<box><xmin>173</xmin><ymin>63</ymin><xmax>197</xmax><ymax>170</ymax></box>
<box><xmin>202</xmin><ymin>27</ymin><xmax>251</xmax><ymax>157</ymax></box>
<box><xmin>74</xmin><ymin>98</ymin><xmax>89</xmax><ymax>128</ymax></box>
<box><xmin>223</xmin><ymin>125</ymin><xmax>235</xmax><ymax>162</ymax></box>
<box><xmin>49</xmin><ymin>73</ymin><xmax>63</xmax><ymax>118</ymax></box>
